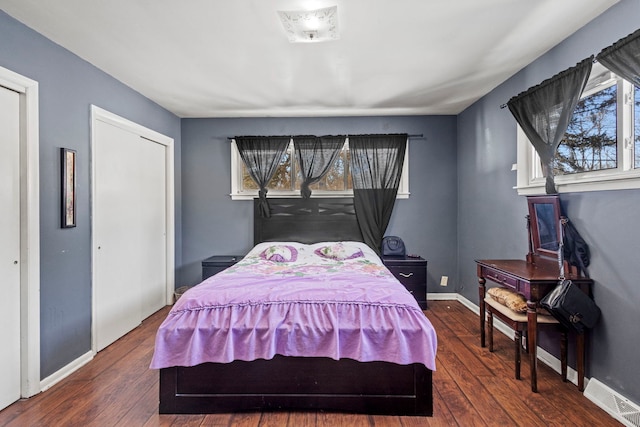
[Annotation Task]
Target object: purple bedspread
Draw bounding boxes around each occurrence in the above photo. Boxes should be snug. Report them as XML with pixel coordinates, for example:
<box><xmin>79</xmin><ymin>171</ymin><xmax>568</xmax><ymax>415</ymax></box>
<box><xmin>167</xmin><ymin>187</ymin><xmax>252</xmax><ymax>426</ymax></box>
<box><xmin>150</xmin><ymin>242</ymin><xmax>437</xmax><ymax>371</ymax></box>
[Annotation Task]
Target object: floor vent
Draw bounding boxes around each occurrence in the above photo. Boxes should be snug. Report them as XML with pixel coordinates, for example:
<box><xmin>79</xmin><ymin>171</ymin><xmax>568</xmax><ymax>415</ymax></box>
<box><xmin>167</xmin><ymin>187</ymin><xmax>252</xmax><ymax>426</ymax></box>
<box><xmin>584</xmin><ymin>378</ymin><xmax>640</xmax><ymax>427</ymax></box>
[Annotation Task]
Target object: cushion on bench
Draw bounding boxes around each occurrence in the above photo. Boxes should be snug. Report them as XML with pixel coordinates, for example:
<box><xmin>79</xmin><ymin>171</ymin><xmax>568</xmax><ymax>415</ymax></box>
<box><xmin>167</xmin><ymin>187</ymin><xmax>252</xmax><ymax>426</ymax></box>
<box><xmin>484</xmin><ymin>296</ymin><xmax>558</xmax><ymax>324</ymax></box>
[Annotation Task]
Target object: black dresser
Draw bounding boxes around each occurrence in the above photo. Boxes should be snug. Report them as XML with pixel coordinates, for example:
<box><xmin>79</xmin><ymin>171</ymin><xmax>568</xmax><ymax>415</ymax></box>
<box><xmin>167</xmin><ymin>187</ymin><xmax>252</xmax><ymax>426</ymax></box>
<box><xmin>201</xmin><ymin>255</ymin><xmax>243</xmax><ymax>280</ymax></box>
<box><xmin>382</xmin><ymin>255</ymin><xmax>428</xmax><ymax>309</ymax></box>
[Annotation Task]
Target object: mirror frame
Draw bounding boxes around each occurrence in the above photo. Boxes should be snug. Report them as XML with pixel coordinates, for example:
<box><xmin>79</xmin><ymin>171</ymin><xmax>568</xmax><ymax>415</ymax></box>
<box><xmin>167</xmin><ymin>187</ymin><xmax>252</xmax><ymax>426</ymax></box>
<box><xmin>527</xmin><ymin>195</ymin><xmax>562</xmax><ymax>261</ymax></box>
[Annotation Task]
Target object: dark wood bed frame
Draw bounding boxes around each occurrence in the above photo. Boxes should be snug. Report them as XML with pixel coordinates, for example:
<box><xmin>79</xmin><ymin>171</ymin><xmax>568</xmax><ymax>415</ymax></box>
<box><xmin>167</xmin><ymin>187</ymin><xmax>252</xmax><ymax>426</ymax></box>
<box><xmin>159</xmin><ymin>198</ymin><xmax>433</xmax><ymax>416</ymax></box>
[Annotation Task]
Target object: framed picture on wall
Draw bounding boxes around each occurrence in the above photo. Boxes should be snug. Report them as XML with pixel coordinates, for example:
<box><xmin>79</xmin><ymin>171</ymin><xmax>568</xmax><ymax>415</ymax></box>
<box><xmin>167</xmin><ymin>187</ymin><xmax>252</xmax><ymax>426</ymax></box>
<box><xmin>61</xmin><ymin>147</ymin><xmax>76</xmax><ymax>228</ymax></box>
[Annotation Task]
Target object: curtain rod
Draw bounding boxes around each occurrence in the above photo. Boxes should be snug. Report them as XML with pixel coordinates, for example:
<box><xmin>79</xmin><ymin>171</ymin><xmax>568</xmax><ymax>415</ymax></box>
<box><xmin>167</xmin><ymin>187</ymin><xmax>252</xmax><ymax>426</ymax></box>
<box><xmin>227</xmin><ymin>134</ymin><xmax>423</xmax><ymax>140</ymax></box>
<box><xmin>499</xmin><ymin>57</ymin><xmax>602</xmax><ymax>110</ymax></box>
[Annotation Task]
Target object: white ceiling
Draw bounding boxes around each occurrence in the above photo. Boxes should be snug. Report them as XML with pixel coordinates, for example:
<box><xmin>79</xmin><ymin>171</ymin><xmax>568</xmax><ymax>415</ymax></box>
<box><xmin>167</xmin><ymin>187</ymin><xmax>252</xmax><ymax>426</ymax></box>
<box><xmin>0</xmin><ymin>0</ymin><xmax>619</xmax><ymax>118</ymax></box>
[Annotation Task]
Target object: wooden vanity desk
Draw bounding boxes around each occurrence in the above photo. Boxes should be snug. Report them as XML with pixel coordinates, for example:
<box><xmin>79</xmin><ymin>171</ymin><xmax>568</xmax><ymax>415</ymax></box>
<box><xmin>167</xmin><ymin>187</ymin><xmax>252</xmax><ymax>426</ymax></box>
<box><xmin>476</xmin><ymin>195</ymin><xmax>593</xmax><ymax>392</ymax></box>
<box><xmin>476</xmin><ymin>258</ymin><xmax>592</xmax><ymax>392</ymax></box>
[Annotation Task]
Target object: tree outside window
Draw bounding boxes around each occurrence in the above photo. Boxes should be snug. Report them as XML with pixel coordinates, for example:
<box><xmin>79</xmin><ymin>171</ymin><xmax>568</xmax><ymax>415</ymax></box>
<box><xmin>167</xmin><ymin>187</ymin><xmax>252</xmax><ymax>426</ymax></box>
<box><xmin>554</xmin><ymin>84</ymin><xmax>617</xmax><ymax>175</ymax></box>
<box><xmin>242</xmin><ymin>142</ymin><xmax>352</xmax><ymax>192</ymax></box>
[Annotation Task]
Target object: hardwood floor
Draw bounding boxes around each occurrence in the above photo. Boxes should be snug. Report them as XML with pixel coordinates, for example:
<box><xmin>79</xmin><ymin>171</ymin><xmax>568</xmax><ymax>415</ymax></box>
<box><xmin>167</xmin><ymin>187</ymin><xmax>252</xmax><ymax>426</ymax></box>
<box><xmin>0</xmin><ymin>300</ymin><xmax>621</xmax><ymax>426</ymax></box>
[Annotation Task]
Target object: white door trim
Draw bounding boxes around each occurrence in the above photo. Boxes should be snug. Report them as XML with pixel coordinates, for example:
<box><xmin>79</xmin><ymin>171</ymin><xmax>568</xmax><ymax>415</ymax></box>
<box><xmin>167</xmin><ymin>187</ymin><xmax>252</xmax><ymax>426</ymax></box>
<box><xmin>90</xmin><ymin>105</ymin><xmax>175</xmax><ymax>354</ymax></box>
<box><xmin>0</xmin><ymin>65</ymin><xmax>41</xmax><ymax>398</ymax></box>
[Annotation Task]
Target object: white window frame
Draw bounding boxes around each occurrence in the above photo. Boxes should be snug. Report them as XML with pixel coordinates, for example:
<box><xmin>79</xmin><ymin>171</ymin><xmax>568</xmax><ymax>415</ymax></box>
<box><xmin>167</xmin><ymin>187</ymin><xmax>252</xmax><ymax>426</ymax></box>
<box><xmin>230</xmin><ymin>139</ymin><xmax>410</xmax><ymax>200</ymax></box>
<box><xmin>515</xmin><ymin>63</ymin><xmax>640</xmax><ymax>195</ymax></box>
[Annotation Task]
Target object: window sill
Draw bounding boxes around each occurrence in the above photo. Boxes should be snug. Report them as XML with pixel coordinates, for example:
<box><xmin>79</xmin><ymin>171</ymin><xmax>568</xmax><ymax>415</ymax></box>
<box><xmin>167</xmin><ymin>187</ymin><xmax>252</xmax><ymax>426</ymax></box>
<box><xmin>230</xmin><ymin>191</ymin><xmax>410</xmax><ymax>200</ymax></box>
<box><xmin>516</xmin><ymin>169</ymin><xmax>640</xmax><ymax>195</ymax></box>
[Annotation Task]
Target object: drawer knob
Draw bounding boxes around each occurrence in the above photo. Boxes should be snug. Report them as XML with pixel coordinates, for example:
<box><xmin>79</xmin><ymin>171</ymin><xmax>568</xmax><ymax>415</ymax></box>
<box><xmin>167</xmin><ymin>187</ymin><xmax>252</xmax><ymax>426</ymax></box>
<box><xmin>399</xmin><ymin>272</ymin><xmax>414</xmax><ymax>278</ymax></box>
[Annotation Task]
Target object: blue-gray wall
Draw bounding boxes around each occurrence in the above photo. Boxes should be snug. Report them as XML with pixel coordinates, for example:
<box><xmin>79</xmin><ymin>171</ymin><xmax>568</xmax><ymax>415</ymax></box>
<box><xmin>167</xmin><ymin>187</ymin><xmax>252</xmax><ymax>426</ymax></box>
<box><xmin>180</xmin><ymin>116</ymin><xmax>458</xmax><ymax>293</ymax></box>
<box><xmin>457</xmin><ymin>0</ymin><xmax>640</xmax><ymax>404</ymax></box>
<box><xmin>0</xmin><ymin>11</ymin><xmax>182</xmax><ymax>378</ymax></box>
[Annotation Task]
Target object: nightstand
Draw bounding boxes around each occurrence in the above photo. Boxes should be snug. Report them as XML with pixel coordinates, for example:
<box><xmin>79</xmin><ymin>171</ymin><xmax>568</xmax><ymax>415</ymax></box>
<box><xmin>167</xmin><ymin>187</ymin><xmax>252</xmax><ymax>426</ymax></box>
<box><xmin>382</xmin><ymin>256</ymin><xmax>428</xmax><ymax>309</ymax></box>
<box><xmin>202</xmin><ymin>255</ymin><xmax>243</xmax><ymax>280</ymax></box>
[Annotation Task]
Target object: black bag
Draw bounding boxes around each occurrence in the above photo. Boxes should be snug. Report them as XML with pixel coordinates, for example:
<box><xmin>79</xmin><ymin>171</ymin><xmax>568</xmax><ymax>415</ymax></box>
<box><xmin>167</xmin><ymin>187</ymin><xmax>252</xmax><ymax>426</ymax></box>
<box><xmin>540</xmin><ymin>279</ymin><xmax>601</xmax><ymax>333</ymax></box>
<box><xmin>381</xmin><ymin>236</ymin><xmax>406</xmax><ymax>257</ymax></box>
<box><xmin>562</xmin><ymin>219</ymin><xmax>590</xmax><ymax>277</ymax></box>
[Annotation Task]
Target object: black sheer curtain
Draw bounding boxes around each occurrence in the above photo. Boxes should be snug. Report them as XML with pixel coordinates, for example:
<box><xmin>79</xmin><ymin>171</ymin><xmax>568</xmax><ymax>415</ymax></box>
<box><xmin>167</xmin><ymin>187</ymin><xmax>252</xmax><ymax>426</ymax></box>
<box><xmin>507</xmin><ymin>57</ymin><xmax>593</xmax><ymax>194</ymax></box>
<box><xmin>349</xmin><ymin>134</ymin><xmax>407</xmax><ymax>255</ymax></box>
<box><xmin>293</xmin><ymin>135</ymin><xmax>345</xmax><ymax>198</ymax></box>
<box><xmin>235</xmin><ymin>136</ymin><xmax>290</xmax><ymax>217</ymax></box>
<box><xmin>596</xmin><ymin>28</ymin><xmax>640</xmax><ymax>87</ymax></box>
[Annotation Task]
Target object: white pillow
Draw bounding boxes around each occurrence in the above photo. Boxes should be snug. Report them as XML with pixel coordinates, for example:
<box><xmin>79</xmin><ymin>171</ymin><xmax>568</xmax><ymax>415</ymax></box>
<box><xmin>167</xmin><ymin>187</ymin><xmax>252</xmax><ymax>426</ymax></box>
<box><xmin>259</xmin><ymin>244</ymin><xmax>299</xmax><ymax>262</ymax></box>
<box><xmin>313</xmin><ymin>242</ymin><xmax>364</xmax><ymax>260</ymax></box>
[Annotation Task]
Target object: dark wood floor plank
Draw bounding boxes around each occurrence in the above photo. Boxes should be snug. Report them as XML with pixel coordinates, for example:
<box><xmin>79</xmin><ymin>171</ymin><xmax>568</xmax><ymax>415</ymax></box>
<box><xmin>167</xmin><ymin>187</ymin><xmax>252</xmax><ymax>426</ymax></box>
<box><xmin>434</xmin><ymin>379</ymin><xmax>487</xmax><ymax>427</ymax></box>
<box><xmin>258</xmin><ymin>412</ymin><xmax>290</xmax><ymax>427</ymax></box>
<box><xmin>422</xmin><ymin>310</ymin><xmax>450</xmax><ymax>354</ymax></box>
<box><xmin>169</xmin><ymin>415</ymin><xmax>206</xmax><ymax>427</ymax></box>
<box><xmin>400</xmin><ymin>386</ymin><xmax>458</xmax><ymax>427</ymax></box>
<box><xmin>142</xmin><ymin>412</ymin><xmax>177</xmax><ymax>427</ymax></box>
<box><xmin>286</xmin><ymin>411</ymin><xmax>317</xmax><ymax>427</ymax></box>
<box><xmin>228</xmin><ymin>412</ymin><xmax>262</xmax><ymax>427</ymax></box>
<box><xmin>441</xmin><ymin>332</ymin><xmax>494</xmax><ymax>377</ymax></box>
<box><xmin>545</xmin><ymin>381</ymin><xmax>622</xmax><ymax>426</ymax></box>
<box><xmin>432</xmin><ymin>306</ymin><xmax>470</xmax><ymax>337</ymax></box>
<box><xmin>3</xmin><ymin>376</ymin><xmax>96</xmax><ymax>427</ymax></box>
<box><xmin>87</xmin><ymin>355</ymin><xmax>158</xmax><ymax>426</ymax></box>
<box><xmin>0</xmin><ymin>300</ymin><xmax>622</xmax><ymax>427</ymax></box>
<box><xmin>436</xmin><ymin>349</ymin><xmax>515</xmax><ymax>425</ymax></box>
<box><xmin>465</xmin><ymin>329</ymin><xmax>575</xmax><ymax>427</ymax></box>
<box><xmin>44</xmin><ymin>342</ymin><xmax>157</xmax><ymax>426</ymax></box>
<box><xmin>481</xmin><ymin>375</ymin><xmax>552</xmax><ymax>427</ymax></box>
<box><xmin>73</xmin><ymin>307</ymin><xmax>168</xmax><ymax>382</ymax></box>
<box><xmin>316</xmin><ymin>412</ymin><xmax>372</xmax><ymax>427</ymax></box>
<box><xmin>370</xmin><ymin>414</ymin><xmax>404</xmax><ymax>426</ymax></box>
<box><xmin>113</xmin><ymin>380</ymin><xmax>160</xmax><ymax>427</ymax></box>
<box><xmin>432</xmin><ymin>357</ymin><xmax>454</xmax><ymax>382</ymax></box>
<box><xmin>456</xmin><ymin>300</ymin><xmax>616</xmax><ymax>426</ymax></box>
<box><xmin>430</xmin><ymin>301</ymin><xmax>621</xmax><ymax>426</ymax></box>
<box><xmin>437</xmin><ymin>302</ymin><xmax>479</xmax><ymax>336</ymax></box>
<box><xmin>0</xmin><ymin>376</ymin><xmax>91</xmax><ymax>427</ymax></box>
<box><xmin>200</xmin><ymin>413</ymin><xmax>235</xmax><ymax>427</ymax></box>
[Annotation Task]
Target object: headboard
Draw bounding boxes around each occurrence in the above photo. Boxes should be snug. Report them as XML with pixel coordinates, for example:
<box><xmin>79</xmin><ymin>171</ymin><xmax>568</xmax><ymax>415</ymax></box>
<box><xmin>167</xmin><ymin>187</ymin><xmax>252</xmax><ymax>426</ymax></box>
<box><xmin>254</xmin><ymin>198</ymin><xmax>363</xmax><ymax>245</ymax></box>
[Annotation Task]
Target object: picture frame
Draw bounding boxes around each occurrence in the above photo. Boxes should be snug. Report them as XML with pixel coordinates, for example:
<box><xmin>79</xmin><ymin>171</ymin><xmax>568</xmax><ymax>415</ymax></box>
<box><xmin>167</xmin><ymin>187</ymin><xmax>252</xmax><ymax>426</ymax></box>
<box><xmin>61</xmin><ymin>147</ymin><xmax>77</xmax><ymax>228</ymax></box>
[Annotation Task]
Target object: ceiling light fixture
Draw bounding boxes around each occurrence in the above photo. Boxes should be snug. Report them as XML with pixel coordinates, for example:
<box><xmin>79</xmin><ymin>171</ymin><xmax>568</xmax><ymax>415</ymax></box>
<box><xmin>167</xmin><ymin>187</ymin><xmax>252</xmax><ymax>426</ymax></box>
<box><xmin>277</xmin><ymin>6</ymin><xmax>339</xmax><ymax>43</ymax></box>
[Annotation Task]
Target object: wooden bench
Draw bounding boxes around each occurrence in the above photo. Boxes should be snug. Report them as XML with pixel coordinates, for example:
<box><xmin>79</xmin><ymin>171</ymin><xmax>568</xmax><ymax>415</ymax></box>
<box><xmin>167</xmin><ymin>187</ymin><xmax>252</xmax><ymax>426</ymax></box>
<box><xmin>484</xmin><ymin>296</ymin><xmax>567</xmax><ymax>385</ymax></box>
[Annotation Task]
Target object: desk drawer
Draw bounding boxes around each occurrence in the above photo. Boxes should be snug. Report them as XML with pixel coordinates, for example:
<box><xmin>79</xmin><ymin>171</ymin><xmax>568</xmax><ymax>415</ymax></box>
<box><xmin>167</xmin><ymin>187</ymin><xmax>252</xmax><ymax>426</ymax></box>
<box><xmin>483</xmin><ymin>269</ymin><xmax>518</xmax><ymax>289</ymax></box>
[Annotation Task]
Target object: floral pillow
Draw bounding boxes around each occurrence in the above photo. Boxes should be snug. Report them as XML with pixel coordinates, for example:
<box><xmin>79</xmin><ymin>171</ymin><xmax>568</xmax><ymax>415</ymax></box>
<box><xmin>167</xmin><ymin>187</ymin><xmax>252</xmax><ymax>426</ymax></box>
<box><xmin>260</xmin><ymin>245</ymin><xmax>298</xmax><ymax>262</ymax></box>
<box><xmin>314</xmin><ymin>243</ymin><xmax>364</xmax><ymax>260</ymax></box>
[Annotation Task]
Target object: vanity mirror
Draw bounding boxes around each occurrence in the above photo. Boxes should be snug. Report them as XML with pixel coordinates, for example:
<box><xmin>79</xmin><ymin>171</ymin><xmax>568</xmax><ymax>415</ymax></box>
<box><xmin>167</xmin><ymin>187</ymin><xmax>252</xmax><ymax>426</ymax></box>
<box><xmin>526</xmin><ymin>195</ymin><xmax>562</xmax><ymax>262</ymax></box>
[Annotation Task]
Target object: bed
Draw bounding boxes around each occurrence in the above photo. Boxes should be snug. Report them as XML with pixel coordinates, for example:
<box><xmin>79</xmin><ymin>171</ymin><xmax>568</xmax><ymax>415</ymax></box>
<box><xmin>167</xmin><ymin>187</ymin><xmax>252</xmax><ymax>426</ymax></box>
<box><xmin>151</xmin><ymin>198</ymin><xmax>437</xmax><ymax>416</ymax></box>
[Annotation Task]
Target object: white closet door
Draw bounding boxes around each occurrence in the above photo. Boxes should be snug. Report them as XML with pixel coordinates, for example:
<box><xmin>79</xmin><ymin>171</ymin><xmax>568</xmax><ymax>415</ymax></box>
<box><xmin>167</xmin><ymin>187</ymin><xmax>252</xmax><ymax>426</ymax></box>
<box><xmin>93</xmin><ymin>120</ymin><xmax>167</xmax><ymax>351</ymax></box>
<box><xmin>0</xmin><ymin>85</ymin><xmax>21</xmax><ymax>410</ymax></box>
<box><xmin>94</xmin><ymin>120</ymin><xmax>143</xmax><ymax>351</ymax></box>
<box><xmin>138</xmin><ymin>137</ymin><xmax>167</xmax><ymax>319</ymax></box>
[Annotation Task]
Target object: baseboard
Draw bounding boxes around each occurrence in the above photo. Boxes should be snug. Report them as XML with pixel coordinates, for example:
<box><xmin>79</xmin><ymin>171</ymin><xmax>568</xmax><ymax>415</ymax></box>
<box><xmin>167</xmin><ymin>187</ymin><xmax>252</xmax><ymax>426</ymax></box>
<box><xmin>427</xmin><ymin>292</ymin><xmax>460</xmax><ymax>301</ymax></box>
<box><xmin>39</xmin><ymin>350</ymin><xmax>93</xmax><ymax>392</ymax></box>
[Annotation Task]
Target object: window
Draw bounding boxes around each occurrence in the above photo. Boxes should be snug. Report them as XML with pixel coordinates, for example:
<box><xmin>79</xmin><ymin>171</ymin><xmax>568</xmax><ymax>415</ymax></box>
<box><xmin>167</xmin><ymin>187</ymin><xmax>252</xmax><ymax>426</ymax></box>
<box><xmin>516</xmin><ymin>63</ymin><xmax>640</xmax><ymax>194</ymax></box>
<box><xmin>554</xmin><ymin>83</ymin><xmax>617</xmax><ymax>175</ymax></box>
<box><xmin>231</xmin><ymin>139</ymin><xmax>409</xmax><ymax>199</ymax></box>
<box><xmin>635</xmin><ymin>85</ymin><xmax>640</xmax><ymax>168</ymax></box>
